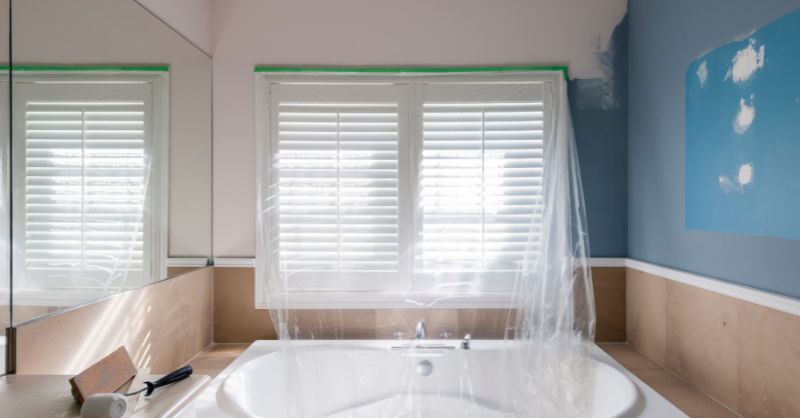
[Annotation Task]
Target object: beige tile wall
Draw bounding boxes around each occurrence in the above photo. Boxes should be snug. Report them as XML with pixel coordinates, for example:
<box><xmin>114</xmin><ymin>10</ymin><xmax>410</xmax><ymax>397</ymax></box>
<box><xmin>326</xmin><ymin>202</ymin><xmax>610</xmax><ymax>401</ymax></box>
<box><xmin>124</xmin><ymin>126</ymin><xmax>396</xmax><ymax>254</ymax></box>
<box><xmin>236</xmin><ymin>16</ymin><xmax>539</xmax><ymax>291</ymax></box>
<box><xmin>738</xmin><ymin>300</ymin><xmax>800</xmax><ymax>417</ymax></box>
<box><xmin>666</xmin><ymin>281</ymin><xmax>739</xmax><ymax>410</ymax></box>
<box><xmin>213</xmin><ymin>266</ymin><xmax>627</xmax><ymax>343</ymax></box>
<box><xmin>626</xmin><ymin>268</ymin><xmax>667</xmax><ymax>364</ymax></box>
<box><xmin>593</xmin><ymin>267</ymin><xmax>627</xmax><ymax>342</ymax></box>
<box><xmin>167</xmin><ymin>266</ymin><xmax>207</xmax><ymax>278</ymax></box>
<box><xmin>457</xmin><ymin>309</ymin><xmax>516</xmax><ymax>340</ymax></box>
<box><xmin>213</xmin><ymin>267</ymin><xmax>275</xmax><ymax>343</ymax></box>
<box><xmin>1</xmin><ymin>269</ymin><xmax>208</xmax><ymax>329</ymax></box>
<box><xmin>14</xmin><ymin>266</ymin><xmax>213</xmax><ymax>375</ymax></box>
<box><xmin>14</xmin><ymin>262</ymin><xmax>796</xmax><ymax>417</ymax></box>
<box><xmin>626</xmin><ymin>267</ymin><xmax>800</xmax><ymax>418</ymax></box>
<box><xmin>0</xmin><ymin>305</ymin><xmax>61</xmax><ymax>326</ymax></box>
<box><xmin>376</xmin><ymin>309</ymin><xmax>459</xmax><ymax>340</ymax></box>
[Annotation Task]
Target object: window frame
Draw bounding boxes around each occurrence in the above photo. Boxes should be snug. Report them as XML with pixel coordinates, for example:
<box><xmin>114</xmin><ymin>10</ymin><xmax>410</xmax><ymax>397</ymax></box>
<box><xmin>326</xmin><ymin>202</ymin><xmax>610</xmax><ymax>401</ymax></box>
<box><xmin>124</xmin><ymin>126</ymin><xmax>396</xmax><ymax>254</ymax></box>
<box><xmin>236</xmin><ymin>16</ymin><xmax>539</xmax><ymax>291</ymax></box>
<box><xmin>255</xmin><ymin>71</ymin><xmax>560</xmax><ymax>309</ymax></box>
<box><xmin>8</xmin><ymin>71</ymin><xmax>169</xmax><ymax>306</ymax></box>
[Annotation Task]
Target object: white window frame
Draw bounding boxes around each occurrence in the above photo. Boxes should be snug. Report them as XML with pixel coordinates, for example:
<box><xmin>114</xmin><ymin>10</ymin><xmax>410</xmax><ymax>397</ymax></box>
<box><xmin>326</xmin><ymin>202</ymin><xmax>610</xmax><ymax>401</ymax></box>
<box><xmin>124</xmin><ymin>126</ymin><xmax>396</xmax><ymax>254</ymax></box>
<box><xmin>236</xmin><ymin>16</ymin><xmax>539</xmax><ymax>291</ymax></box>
<box><xmin>255</xmin><ymin>71</ymin><xmax>559</xmax><ymax>309</ymax></box>
<box><xmin>8</xmin><ymin>71</ymin><xmax>169</xmax><ymax>306</ymax></box>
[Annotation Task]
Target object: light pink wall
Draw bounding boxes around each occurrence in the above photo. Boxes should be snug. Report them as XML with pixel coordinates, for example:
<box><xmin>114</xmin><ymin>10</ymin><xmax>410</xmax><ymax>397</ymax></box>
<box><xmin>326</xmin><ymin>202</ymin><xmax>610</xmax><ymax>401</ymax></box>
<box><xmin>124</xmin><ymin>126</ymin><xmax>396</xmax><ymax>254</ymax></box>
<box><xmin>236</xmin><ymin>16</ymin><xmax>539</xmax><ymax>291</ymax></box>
<box><xmin>136</xmin><ymin>0</ymin><xmax>212</xmax><ymax>56</ymax></box>
<box><xmin>13</xmin><ymin>0</ymin><xmax>213</xmax><ymax>258</ymax></box>
<box><xmin>0</xmin><ymin>1</ymin><xmax>7</xmax><ymax>61</ymax></box>
<box><xmin>210</xmin><ymin>0</ymin><xmax>628</xmax><ymax>257</ymax></box>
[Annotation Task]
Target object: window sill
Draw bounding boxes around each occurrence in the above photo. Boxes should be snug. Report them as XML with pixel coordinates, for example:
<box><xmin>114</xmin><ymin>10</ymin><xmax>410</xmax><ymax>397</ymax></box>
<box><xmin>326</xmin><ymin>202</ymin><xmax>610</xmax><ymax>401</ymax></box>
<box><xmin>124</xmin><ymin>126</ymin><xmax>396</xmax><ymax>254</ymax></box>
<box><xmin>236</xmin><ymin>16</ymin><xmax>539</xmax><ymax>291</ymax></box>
<box><xmin>256</xmin><ymin>292</ymin><xmax>519</xmax><ymax>310</ymax></box>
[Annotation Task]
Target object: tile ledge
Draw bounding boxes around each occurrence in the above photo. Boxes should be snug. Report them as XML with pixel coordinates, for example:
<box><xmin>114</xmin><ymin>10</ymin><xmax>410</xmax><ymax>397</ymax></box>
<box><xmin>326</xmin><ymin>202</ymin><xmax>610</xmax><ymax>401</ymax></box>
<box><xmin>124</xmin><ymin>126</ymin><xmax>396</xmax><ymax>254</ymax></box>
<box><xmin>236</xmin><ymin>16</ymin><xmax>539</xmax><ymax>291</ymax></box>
<box><xmin>610</xmin><ymin>344</ymin><xmax>744</xmax><ymax>418</ymax></box>
<box><xmin>215</xmin><ymin>257</ymin><xmax>630</xmax><ymax>268</ymax></box>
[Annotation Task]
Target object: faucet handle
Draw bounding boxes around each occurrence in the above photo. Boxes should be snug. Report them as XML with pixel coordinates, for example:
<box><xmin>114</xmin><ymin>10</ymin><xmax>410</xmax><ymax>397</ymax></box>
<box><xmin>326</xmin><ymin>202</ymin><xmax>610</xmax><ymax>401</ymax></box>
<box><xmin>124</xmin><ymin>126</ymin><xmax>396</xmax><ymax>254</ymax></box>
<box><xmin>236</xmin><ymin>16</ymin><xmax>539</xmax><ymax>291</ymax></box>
<box><xmin>393</xmin><ymin>331</ymin><xmax>405</xmax><ymax>340</ymax></box>
<box><xmin>440</xmin><ymin>332</ymin><xmax>452</xmax><ymax>340</ymax></box>
<box><xmin>415</xmin><ymin>319</ymin><xmax>427</xmax><ymax>340</ymax></box>
<box><xmin>461</xmin><ymin>333</ymin><xmax>471</xmax><ymax>350</ymax></box>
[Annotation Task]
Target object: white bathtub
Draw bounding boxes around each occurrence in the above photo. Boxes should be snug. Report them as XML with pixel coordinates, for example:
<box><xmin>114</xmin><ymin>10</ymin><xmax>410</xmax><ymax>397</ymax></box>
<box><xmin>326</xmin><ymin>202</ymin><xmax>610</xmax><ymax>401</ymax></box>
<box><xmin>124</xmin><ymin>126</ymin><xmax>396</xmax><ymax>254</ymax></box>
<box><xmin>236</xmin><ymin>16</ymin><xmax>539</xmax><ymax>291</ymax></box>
<box><xmin>195</xmin><ymin>341</ymin><xmax>690</xmax><ymax>418</ymax></box>
<box><xmin>219</xmin><ymin>341</ymin><xmax>635</xmax><ymax>418</ymax></box>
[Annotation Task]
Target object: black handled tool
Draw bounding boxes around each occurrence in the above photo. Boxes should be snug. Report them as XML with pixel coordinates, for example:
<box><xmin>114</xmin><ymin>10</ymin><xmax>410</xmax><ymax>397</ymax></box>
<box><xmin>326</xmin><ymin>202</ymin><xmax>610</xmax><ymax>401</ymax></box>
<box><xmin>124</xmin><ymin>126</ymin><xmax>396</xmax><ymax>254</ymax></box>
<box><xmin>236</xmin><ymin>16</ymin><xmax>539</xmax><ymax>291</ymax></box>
<box><xmin>124</xmin><ymin>366</ymin><xmax>193</xmax><ymax>397</ymax></box>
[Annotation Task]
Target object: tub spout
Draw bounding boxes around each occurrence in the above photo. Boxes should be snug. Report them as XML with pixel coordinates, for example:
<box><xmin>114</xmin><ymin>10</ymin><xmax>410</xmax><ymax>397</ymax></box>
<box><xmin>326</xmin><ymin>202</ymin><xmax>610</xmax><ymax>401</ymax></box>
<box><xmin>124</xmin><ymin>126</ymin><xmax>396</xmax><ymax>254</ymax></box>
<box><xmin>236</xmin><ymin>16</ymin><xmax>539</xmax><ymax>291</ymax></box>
<box><xmin>415</xmin><ymin>319</ymin><xmax>427</xmax><ymax>340</ymax></box>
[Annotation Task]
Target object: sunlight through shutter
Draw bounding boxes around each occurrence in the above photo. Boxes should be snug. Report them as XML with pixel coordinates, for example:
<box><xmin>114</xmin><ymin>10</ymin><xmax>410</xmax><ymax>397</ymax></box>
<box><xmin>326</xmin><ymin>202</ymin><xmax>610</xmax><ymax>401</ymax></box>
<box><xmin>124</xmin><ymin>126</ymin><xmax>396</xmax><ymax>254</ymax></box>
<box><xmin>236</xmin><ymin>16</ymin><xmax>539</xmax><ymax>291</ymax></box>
<box><xmin>25</xmin><ymin>101</ymin><xmax>146</xmax><ymax>275</ymax></box>
<box><xmin>421</xmin><ymin>101</ymin><xmax>544</xmax><ymax>275</ymax></box>
<box><xmin>276</xmin><ymin>102</ymin><xmax>400</xmax><ymax>275</ymax></box>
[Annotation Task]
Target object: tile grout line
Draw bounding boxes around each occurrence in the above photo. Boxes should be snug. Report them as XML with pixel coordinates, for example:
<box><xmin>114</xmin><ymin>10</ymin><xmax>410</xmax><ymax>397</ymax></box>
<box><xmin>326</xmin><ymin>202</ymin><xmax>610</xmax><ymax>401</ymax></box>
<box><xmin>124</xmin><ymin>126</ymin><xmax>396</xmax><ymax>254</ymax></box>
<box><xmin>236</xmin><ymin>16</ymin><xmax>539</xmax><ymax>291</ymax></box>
<box><xmin>631</xmin><ymin>271</ymin><xmax>723</xmax><ymax>414</ymax></box>
<box><xmin>736</xmin><ymin>300</ymin><xmax>742</xmax><ymax>417</ymax></box>
<box><xmin>181</xmin><ymin>342</ymin><xmax>219</xmax><ymax>368</ymax></box>
<box><xmin>623</xmin><ymin>343</ymin><xmax>746</xmax><ymax>418</ymax></box>
<box><xmin>211</xmin><ymin>266</ymin><xmax>215</xmax><ymax>346</ymax></box>
<box><xmin>179</xmin><ymin>275</ymin><xmax>186</xmax><ymax>368</ymax></box>
<box><xmin>180</xmin><ymin>268</ymin><xmax>215</xmax><ymax>368</ymax></box>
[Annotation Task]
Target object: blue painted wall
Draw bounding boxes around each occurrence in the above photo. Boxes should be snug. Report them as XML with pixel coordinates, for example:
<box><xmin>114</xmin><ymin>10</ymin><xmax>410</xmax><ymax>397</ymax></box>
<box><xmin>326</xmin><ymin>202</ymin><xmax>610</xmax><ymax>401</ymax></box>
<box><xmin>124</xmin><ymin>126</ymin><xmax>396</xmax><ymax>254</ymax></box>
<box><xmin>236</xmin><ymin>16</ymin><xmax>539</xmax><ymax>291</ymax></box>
<box><xmin>686</xmin><ymin>10</ymin><xmax>800</xmax><ymax>242</ymax></box>
<box><xmin>571</xmin><ymin>15</ymin><xmax>629</xmax><ymax>258</ymax></box>
<box><xmin>629</xmin><ymin>0</ymin><xmax>800</xmax><ymax>298</ymax></box>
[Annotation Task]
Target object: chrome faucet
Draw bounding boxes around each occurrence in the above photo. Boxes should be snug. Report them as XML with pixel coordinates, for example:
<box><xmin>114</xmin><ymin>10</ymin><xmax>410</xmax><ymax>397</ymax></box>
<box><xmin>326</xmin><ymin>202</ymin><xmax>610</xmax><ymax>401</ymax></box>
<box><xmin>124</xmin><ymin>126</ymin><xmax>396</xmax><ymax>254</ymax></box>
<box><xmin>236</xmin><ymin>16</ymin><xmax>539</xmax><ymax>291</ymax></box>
<box><xmin>415</xmin><ymin>319</ymin><xmax>427</xmax><ymax>340</ymax></box>
<box><xmin>391</xmin><ymin>321</ymin><xmax>465</xmax><ymax>351</ymax></box>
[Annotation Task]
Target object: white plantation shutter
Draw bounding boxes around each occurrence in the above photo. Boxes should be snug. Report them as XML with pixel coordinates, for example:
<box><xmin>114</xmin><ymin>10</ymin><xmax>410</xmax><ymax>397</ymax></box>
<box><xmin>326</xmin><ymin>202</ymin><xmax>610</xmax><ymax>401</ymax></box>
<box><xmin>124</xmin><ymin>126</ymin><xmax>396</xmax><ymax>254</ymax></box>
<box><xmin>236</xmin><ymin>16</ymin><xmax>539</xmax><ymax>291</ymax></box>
<box><xmin>25</xmin><ymin>101</ymin><xmax>146</xmax><ymax>280</ymax></box>
<box><xmin>418</xmin><ymin>83</ymin><xmax>547</xmax><ymax>288</ymax></box>
<box><xmin>419</xmin><ymin>101</ymin><xmax>544</xmax><ymax>275</ymax></box>
<box><xmin>12</xmin><ymin>80</ymin><xmax>161</xmax><ymax>289</ymax></box>
<box><xmin>261</xmin><ymin>77</ymin><xmax>550</xmax><ymax>294</ymax></box>
<box><xmin>270</xmin><ymin>84</ymin><xmax>407</xmax><ymax>290</ymax></box>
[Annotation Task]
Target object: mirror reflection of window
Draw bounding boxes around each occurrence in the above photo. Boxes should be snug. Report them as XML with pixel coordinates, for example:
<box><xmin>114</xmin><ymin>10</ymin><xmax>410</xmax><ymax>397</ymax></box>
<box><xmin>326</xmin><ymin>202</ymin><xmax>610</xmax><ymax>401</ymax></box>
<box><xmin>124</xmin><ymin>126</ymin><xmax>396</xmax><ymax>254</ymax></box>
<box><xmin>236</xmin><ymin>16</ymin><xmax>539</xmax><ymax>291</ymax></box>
<box><xmin>10</xmin><ymin>71</ymin><xmax>168</xmax><ymax>304</ymax></box>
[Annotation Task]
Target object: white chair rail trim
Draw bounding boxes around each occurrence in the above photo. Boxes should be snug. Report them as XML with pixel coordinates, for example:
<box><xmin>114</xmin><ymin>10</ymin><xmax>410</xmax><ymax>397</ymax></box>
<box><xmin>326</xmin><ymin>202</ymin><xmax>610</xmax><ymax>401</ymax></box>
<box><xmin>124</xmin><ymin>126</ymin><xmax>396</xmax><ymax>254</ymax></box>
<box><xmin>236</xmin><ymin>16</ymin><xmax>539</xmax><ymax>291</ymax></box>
<box><xmin>167</xmin><ymin>257</ymin><xmax>210</xmax><ymax>267</ymax></box>
<box><xmin>213</xmin><ymin>258</ymin><xmax>256</xmax><ymax>267</ymax></box>
<box><xmin>624</xmin><ymin>258</ymin><xmax>800</xmax><ymax>318</ymax></box>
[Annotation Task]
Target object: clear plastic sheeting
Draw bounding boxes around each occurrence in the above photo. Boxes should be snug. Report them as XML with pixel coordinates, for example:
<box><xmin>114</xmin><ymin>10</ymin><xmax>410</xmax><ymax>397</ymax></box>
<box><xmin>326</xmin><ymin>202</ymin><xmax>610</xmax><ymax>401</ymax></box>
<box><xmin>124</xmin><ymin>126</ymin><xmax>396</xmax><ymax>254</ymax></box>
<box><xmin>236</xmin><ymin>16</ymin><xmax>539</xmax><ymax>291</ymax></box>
<box><xmin>8</xmin><ymin>70</ymin><xmax>168</xmax><ymax>319</ymax></box>
<box><xmin>255</xmin><ymin>69</ymin><xmax>595</xmax><ymax>418</ymax></box>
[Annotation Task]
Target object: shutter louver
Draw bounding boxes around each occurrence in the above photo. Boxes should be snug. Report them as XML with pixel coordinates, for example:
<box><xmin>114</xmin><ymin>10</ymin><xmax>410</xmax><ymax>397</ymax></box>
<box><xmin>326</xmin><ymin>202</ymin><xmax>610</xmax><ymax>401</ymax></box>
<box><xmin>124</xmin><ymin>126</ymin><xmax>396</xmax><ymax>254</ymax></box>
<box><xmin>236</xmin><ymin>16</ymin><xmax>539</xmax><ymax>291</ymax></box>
<box><xmin>25</xmin><ymin>101</ymin><xmax>146</xmax><ymax>277</ymax></box>
<box><xmin>277</xmin><ymin>103</ymin><xmax>400</xmax><ymax>275</ymax></box>
<box><xmin>421</xmin><ymin>102</ymin><xmax>544</xmax><ymax>274</ymax></box>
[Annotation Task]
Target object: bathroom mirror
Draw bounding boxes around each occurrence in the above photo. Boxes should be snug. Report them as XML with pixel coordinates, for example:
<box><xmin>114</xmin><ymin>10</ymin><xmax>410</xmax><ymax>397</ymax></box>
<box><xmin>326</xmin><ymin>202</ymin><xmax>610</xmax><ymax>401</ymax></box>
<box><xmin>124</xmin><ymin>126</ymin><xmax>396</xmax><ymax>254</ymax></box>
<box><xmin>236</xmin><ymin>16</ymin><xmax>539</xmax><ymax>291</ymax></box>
<box><xmin>0</xmin><ymin>0</ymin><xmax>8</xmax><ymax>376</ymax></box>
<box><xmin>7</xmin><ymin>0</ymin><xmax>212</xmax><ymax>325</ymax></box>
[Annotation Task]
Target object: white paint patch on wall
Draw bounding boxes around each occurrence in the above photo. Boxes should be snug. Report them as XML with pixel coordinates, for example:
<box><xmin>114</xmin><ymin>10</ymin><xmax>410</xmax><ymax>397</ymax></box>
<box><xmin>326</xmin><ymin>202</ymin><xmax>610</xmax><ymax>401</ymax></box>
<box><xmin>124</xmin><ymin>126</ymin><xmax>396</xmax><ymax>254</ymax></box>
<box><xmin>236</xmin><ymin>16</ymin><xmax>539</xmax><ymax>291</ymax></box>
<box><xmin>738</xmin><ymin>163</ymin><xmax>753</xmax><ymax>185</ymax></box>
<box><xmin>574</xmin><ymin>11</ymin><xmax>628</xmax><ymax>111</ymax></box>
<box><xmin>697</xmin><ymin>61</ymin><xmax>708</xmax><ymax>86</ymax></box>
<box><xmin>734</xmin><ymin>96</ymin><xmax>756</xmax><ymax>134</ymax></box>
<box><xmin>580</xmin><ymin>8</ymin><xmax>628</xmax><ymax>80</ymax></box>
<box><xmin>719</xmin><ymin>175</ymin><xmax>738</xmax><ymax>194</ymax></box>
<box><xmin>719</xmin><ymin>163</ymin><xmax>754</xmax><ymax>194</ymax></box>
<box><xmin>724</xmin><ymin>39</ymin><xmax>764</xmax><ymax>83</ymax></box>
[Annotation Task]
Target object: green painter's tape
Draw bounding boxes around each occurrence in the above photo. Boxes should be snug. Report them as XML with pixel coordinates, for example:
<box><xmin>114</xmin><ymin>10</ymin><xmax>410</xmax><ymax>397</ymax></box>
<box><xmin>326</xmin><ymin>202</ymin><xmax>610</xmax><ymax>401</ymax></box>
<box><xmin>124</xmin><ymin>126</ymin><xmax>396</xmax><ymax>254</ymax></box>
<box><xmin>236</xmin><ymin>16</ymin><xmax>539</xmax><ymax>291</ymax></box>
<box><xmin>255</xmin><ymin>66</ymin><xmax>569</xmax><ymax>81</ymax></box>
<box><xmin>0</xmin><ymin>66</ymin><xmax>168</xmax><ymax>72</ymax></box>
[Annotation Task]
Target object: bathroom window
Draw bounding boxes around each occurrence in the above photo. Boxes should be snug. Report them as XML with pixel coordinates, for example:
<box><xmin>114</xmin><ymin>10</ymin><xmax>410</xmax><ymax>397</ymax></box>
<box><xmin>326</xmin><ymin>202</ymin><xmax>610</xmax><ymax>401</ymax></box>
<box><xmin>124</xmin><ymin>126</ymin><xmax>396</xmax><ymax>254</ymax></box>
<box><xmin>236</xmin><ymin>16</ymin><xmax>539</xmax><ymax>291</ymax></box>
<box><xmin>257</xmin><ymin>72</ymin><xmax>553</xmax><ymax>306</ymax></box>
<box><xmin>418</xmin><ymin>90</ymin><xmax>545</xmax><ymax>286</ymax></box>
<box><xmin>269</xmin><ymin>85</ymin><xmax>407</xmax><ymax>287</ymax></box>
<box><xmin>11</xmin><ymin>72</ymin><xmax>168</xmax><ymax>301</ymax></box>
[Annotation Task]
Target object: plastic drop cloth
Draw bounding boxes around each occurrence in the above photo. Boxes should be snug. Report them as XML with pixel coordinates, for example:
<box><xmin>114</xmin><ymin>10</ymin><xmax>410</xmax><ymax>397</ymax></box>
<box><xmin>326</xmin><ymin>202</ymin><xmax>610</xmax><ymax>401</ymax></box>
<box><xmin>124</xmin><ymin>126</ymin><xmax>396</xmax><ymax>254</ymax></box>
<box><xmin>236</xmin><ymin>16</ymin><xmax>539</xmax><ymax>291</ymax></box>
<box><xmin>8</xmin><ymin>71</ymin><xmax>167</xmax><ymax>317</ymax></box>
<box><xmin>256</xmin><ymin>70</ymin><xmax>595</xmax><ymax>418</ymax></box>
